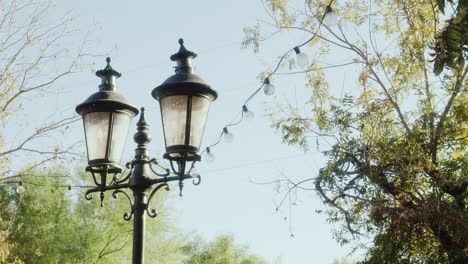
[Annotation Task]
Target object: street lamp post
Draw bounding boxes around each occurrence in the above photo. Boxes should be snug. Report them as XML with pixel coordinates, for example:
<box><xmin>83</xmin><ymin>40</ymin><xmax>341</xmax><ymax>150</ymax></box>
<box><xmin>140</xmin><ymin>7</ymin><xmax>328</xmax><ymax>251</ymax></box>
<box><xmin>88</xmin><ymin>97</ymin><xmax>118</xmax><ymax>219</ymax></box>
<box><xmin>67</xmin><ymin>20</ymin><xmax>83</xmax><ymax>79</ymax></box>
<box><xmin>75</xmin><ymin>39</ymin><xmax>217</xmax><ymax>264</ymax></box>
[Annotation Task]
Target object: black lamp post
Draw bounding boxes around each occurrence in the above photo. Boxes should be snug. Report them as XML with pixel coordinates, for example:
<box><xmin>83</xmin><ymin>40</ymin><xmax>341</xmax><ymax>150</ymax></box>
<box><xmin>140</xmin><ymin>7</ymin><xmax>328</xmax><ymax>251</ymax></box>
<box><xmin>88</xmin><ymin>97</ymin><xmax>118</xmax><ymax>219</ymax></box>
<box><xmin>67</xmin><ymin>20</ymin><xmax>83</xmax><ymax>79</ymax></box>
<box><xmin>76</xmin><ymin>39</ymin><xmax>217</xmax><ymax>264</ymax></box>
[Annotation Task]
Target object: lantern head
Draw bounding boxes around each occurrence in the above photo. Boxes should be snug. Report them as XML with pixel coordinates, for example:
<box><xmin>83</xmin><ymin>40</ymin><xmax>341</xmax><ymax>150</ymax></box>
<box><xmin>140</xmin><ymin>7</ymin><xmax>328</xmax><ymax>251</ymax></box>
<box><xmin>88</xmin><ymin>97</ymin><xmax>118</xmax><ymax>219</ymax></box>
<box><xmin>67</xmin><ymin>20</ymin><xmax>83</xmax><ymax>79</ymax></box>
<box><xmin>152</xmin><ymin>39</ymin><xmax>217</xmax><ymax>162</ymax></box>
<box><xmin>76</xmin><ymin>58</ymin><xmax>138</xmax><ymax>173</ymax></box>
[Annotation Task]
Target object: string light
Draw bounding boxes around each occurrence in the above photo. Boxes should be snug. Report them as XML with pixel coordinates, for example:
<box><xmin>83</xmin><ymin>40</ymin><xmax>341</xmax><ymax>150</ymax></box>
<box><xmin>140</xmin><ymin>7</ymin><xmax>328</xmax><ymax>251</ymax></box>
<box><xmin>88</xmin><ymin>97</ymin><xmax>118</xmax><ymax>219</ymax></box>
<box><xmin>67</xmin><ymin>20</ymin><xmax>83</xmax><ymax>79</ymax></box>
<box><xmin>1</xmin><ymin>180</ymin><xmax>94</xmax><ymax>192</ymax></box>
<box><xmin>223</xmin><ymin>127</ymin><xmax>234</xmax><ymax>143</ymax></box>
<box><xmin>242</xmin><ymin>105</ymin><xmax>255</xmax><ymax>121</ymax></box>
<box><xmin>16</xmin><ymin>181</ymin><xmax>25</xmax><ymax>194</ymax></box>
<box><xmin>263</xmin><ymin>78</ymin><xmax>276</xmax><ymax>96</ymax></box>
<box><xmin>8</xmin><ymin>200</ymin><xmax>17</xmax><ymax>210</ymax></box>
<box><xmin>198</xmin><ymin>1</ymin><xmax>336</xmax><ymax>164</ymax></box>
<box><xmin>293</xmin><ymin>46</ymin><xmax>309</xmax><ymax>68</ymax></box>
<box><xmin>323</xmin><ymin>5</ymin><xmax>338</xmax><ymax>27</ymax></box>
<box><xmin>0</xmin><ymin>2</ymin><xmax>338</xmax><ymax>204</ymax></box>
<box><xmin>189</xmin><ymin>166</ymin><xmax>200</xmax><ymax>177</ymax></box>
<box><xmin>205</xmin><ymin>147</ymin><xmax>215</xmax><ymax>162</ymax></box>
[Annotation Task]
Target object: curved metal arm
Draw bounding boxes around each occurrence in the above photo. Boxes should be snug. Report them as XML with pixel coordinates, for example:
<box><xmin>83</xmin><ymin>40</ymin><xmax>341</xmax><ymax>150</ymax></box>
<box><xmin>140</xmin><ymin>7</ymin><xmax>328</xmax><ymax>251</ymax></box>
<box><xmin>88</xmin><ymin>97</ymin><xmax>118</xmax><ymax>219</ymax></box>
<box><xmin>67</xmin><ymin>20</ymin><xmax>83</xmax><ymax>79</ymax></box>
<box><xmin>112</xmin><ymin>189</ymin><xmax>134</xmax><ymax>221</ymax></box>
<box><xmin>146</xmin><ymin>183</ymin><xmax>170</xmax><ymax>218</ymax></box>
<box><xmin>84</xmin><ymin>183</ymin><xmax>130</xmax><ymax>200</ymax></box>
<box><xmin>149</xmin><ymin>158</ymin><xmax>170</xmax><ymax>177</ymax></box>
<box><xmin>192</xmin><ymin>175</ymin><xmax>202</xmax><ymax>185</ymax></box>
<box><xmin>85</xmin><ymin>189</ymin><xmax>94</xmax><ymax>200</ymax></box>
<box><xmin>111</xmin><ymin>162</ymin><xmax>134</xmax><ymax>185</ymax></box>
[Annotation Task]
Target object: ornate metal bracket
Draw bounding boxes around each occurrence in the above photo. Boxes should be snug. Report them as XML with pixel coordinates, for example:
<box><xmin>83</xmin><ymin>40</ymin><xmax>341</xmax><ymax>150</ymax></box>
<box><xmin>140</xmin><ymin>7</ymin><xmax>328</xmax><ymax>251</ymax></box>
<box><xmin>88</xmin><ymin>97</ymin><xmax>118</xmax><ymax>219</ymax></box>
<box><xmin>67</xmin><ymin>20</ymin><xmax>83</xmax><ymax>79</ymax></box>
<box><xmin>83</xmin><ymin>108</ymin><xmax>203</xmax><ymax>221</ymax></box>
<box><xmin>112</xmin><ymin>189</ymin><xmax>134</xmax><ymax>221</ymax></box>
<box><xmin>146</xmin><ymin>183</ymin><xmax>170</xmax><ymax>218</ymax></box>
<box><xmin>192</xmin><ymin>174</ymin><xmax>202</xmax><ymax>185</ymax></box>
<box><xmin>111</xmin><ymin>162</ymin><xmax>134</xmax><ymax>185</ymax></box>
<box><xmin>149</xmin><ymin>159</ymin><xmax>170</xmax><ymax>177</ymax></box>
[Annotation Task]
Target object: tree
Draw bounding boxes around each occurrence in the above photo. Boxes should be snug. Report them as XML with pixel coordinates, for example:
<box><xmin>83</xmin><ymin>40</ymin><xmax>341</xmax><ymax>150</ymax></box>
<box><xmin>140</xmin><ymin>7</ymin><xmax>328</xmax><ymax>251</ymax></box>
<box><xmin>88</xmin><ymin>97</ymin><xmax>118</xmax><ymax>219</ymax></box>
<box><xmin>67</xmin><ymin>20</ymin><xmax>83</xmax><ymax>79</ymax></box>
<box><xmin>181</xmin><ymin>235</ymin><xmax>266</xmax><ymax>264</ymax></box>
<box><xmin>0</xmin><ymin>168</ymin><xmax>185</xmax><ymax>263</ymax></box>
<box><xmin>0</xmin><ymin>0</ymin><xmax>94</xmax><ymax>180</ymax></box>
<box><xmin>0</xmin><ymin>1</ymin><xmax>92</xmax><ymax>256</ymax></box>
<box><xmin>243</xmin><ymin>0</ymin><xmax>467</xmax><ymax>262</ymax></box>
<box><xmin>431</xmin><ymin>0</ymin><xmax>467</xmax><ymax>75</ymax></box>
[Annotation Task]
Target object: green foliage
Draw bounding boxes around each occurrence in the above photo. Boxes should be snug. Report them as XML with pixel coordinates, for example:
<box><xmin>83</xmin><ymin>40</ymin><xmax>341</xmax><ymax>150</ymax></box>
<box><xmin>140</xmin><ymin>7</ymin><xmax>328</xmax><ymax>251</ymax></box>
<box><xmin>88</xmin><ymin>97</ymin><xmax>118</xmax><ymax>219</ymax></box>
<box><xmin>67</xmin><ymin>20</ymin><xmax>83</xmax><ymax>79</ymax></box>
<box><xmin>181</xmin><ymin>235</ymin><xmax>266</xmax><ymax>264</ymax></box>
<box><xmin>242</xmin><ymin>24</ymin><xmax>262</xmax><ymax>53</ymax></box>
<box><xmin>249</xmin><ymin>0</ymin><xmax>468</xmax><ymax>263</ymax></box>
<box><xmin>0</xmin><ymin>169</ymin><xmax>185</xmax><ymax>263</ymax></box>
<box><xmin>0</xmin><ymin>0</ymin><xmax>91</xmax><ymax>180</ymax></box>
<box><xmin>430</xmin><ymin>0</ymin><xmax>467</xmax><ymax>75</ymax></box>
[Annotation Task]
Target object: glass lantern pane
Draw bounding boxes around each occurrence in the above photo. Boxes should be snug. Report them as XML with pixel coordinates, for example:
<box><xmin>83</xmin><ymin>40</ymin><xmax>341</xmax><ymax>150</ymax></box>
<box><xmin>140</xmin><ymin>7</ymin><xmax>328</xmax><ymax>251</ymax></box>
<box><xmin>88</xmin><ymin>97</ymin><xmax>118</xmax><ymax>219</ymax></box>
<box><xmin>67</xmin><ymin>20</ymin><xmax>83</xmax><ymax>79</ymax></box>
<box><xmin>109</xmin><ymin>112</ymin><xmax>132</xmax><ymax>164</ymax></box>
<box><xmin>189</xmin><ymin>96</ymin><xmax>211</xmax><ymax>148</ymax></box>
<box><xmin>83</xmin><ymin>112</ymin><xmax>111</xmax><ymax>161</ymax></box>
<box><xmin>160</xmin><ymin>95</ymin><xmax>188</xmax><ymax>147</ymax></box>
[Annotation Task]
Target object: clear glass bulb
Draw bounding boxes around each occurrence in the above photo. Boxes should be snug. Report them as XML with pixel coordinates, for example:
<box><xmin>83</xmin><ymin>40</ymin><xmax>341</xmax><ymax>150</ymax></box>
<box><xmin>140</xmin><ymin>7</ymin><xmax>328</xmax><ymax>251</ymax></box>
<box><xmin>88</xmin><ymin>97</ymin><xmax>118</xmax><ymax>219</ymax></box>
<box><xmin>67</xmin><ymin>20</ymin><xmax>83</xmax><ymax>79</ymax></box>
<box><xmin>223</xmin><ymin>128</ymin><xmax>234</xmax><ymax>143</ymax></box>
<box><xmin>205</xmin><ymin>148</ymin><xmax>215</xmax><ymax>162</ymax></box>
<box><xmin>65</xmin><ymin>186</ymin><xmax>73</xmax><ymax>198</ymax></box>
<box><xmin>16</xmin><ymin>184</ymin><xmax>25</xmax><ymax>194</ymax></box>
<box><xmin>263</xmin><ymin>78</ymin><xmax>275</xmax><ymax>96</ymax></box>
<box><xmin>296</xmin><ymin>51</ymin><xmax>309</xmax><ymax>68</ymax></box>
<box><xmin>8</xmin><ymin>200</ymin><xmax>17</xmax><ymax>210</ymax></box>
<box><xmin>323</xmin><ymin>7</ymin><xmax>338</xmax><ymax>27</ymax></box>
<box><xmin>242</xmin><ymin>105</ymin><xmax>255</xmax><ymax>121</ymax></box>
<box><xmin>189</xmin><ymin>167</ymin><xmax>200</xmax><ymax>177</ymax></box>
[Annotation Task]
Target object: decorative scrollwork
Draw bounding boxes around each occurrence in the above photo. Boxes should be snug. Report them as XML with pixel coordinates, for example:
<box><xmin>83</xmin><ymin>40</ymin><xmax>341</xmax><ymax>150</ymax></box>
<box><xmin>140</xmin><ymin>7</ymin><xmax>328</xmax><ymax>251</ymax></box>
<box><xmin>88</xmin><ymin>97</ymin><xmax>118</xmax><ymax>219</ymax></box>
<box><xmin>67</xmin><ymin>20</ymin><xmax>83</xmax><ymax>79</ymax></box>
<box><xmin>192</xmin><ymin>174</ymin><xmax>202</xmax><ymax>186</ymax></box>
<box><xmin>149</xmin><ymin>158</ymin><xmax>170</xmax><ymax>177</ymax></box>
<box><xmin>126</xmin><ymin>161</ymin><xmax>133</xmax><ymax>169</ymax></box>
<box><xmin>85</xmin><ymin>190</ymin><xmax>94</xmax><ymax>200</ymax></box>
<box><xmin>146</xmin><ymin>183</ymin><xmax>170</xmax><ymax>218</ymax></box>
<box><xmin>111</xmin><ymin>165</ymin><xmax>134</xmax><ymax>185</ymax></box>
<box><xmin>112</xmin><ymin>189</ymin><xmax>134</xmax><ymax>221</ymax></box>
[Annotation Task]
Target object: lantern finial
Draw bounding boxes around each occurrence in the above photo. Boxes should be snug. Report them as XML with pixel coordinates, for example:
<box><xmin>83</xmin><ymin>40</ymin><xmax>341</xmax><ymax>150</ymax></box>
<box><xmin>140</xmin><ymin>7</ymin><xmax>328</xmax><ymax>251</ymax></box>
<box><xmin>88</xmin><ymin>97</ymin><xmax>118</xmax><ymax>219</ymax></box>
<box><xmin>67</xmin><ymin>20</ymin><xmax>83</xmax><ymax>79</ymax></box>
<box><xmin>96</xmin><ymin>57</ymin><xmax>121</xmax><ymax>90</ymax></box>
<box><xmin>170</xmin><ymin>38</ymin><xmax>197</xmax><ymax>74</ymax></box>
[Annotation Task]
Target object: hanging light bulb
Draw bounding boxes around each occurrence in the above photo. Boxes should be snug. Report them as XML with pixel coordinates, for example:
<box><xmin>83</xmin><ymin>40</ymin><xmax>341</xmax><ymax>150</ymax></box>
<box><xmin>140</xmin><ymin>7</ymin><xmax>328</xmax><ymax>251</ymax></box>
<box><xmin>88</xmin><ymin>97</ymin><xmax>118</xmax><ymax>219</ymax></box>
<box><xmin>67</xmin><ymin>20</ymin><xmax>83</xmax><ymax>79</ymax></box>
<box><xmin>263</xmin><ymin>78</ymin><xmax>275</xmax><ymax>96</ymax></box>
<box><xmin>189</xmin><ymin>165</ymin><xmax>200</xmax><ymax>177</ymax></box>
<box><xmin>223</xmin><ymin>127</ymin><xmax>234</xmax><ymax>143</ymax></box>
<box><xmin>205</xmin><ymin>147</ymin><xmax>215</xmax><ymax>162</ymax></box>
<box><xmin>65</xmin><ymin>185</ymin><xmax>73</xmax><ymax>199</ymax></box>
<box><xmin>8</xmin><ymin>200</ymin><xmax>17</xmax><ymax>210</ymax></box>
<box><xmin>294</xmin><ymin>46</ymin><xmax>309</xmax><ymax>68</ymax></box>
<box><xmin>242</xmin><ymin>105</ymin><xmax>255</xmax><ymax>121</ymax></box>
<box><xmin>16</xmin><ymin>181</ymin><xmax>25</xmax><ymax>194</ymax></box>
<box><xmin>323</xmin><ymin>5</ymin><xmax>338</xmax><ymax>27</ymax></box>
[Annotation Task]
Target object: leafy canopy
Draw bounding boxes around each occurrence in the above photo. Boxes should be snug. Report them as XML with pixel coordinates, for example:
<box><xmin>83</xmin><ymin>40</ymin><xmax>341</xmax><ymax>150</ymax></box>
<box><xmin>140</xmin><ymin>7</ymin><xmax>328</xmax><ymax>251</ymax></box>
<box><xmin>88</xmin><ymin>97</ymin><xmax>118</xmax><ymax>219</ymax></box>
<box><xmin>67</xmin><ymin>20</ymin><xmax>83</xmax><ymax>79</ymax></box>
<box><xmin>181</xmin><ymin>235</ymin><xmax>266</xmax><ymax>264</ymax></box>
<box><xmin>0</xmin><ymin>169</ymin><xmax>186</xmax><ymax>264</ymax></box>
<box><xmin>243</xmin><ymin>0</ymin><xmax>467</xmax><ymax>263</ymax></box>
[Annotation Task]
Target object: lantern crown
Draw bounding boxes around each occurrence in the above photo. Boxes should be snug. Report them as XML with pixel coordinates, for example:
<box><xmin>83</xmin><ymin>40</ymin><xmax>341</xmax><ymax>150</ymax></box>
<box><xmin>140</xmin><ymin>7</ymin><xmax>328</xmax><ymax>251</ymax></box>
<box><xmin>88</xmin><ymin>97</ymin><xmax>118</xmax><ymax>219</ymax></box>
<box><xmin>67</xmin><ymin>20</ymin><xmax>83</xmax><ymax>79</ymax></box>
<box><xmin>152</xmin><ymin>39</ymin><xmax>217</xmax><ymax>101</ymax></box>
<box><xmin>96</xmin><ymin>57</ymin><xmax>122</xmax><ymax>91</ymax></box>
<box><xmin>76</xmin><ymin>57</ymin><xmax>138</xmax><ymax>115</ymax></box>
<box><xmin>170</xmin><ymin>38</ymin><xmax>197</xmax><ymax>74</ymax></box>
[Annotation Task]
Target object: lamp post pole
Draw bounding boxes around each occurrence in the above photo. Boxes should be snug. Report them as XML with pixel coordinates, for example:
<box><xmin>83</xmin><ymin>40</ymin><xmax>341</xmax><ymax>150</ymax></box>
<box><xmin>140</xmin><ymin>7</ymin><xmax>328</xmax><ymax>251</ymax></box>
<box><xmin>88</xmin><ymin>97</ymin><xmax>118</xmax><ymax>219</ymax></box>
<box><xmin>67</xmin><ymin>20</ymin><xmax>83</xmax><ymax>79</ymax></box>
<box><xmin>76</xmin><ymin>39</ymin><xmax>217</xmax><ymax>264</ymax></box>
<box><xmin>130</xmin><ymin>109</ymin><xmax>152</xmax><ymax>264</ymax></box>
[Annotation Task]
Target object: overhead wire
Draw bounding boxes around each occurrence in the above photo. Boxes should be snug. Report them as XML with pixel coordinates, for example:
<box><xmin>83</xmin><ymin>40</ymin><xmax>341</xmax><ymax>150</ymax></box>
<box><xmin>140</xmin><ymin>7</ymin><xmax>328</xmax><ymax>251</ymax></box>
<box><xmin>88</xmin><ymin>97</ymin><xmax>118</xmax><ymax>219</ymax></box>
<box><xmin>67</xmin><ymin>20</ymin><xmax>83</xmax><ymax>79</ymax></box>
<box><xmin>201</xmin><ymin>0</ymin><xmax>336</xmax><ymax>159</ymax></box>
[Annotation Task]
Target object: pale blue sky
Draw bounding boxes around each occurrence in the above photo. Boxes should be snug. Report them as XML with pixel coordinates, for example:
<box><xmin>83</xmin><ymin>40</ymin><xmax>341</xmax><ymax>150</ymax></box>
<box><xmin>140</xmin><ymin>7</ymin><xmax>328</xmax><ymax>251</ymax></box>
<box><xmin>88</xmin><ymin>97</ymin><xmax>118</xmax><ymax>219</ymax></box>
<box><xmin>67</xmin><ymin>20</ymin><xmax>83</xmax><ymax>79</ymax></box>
<box><xmin>8</xmin><ymin>0</ymin><xmax>361</xmax><ymax>263</ymax></box>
